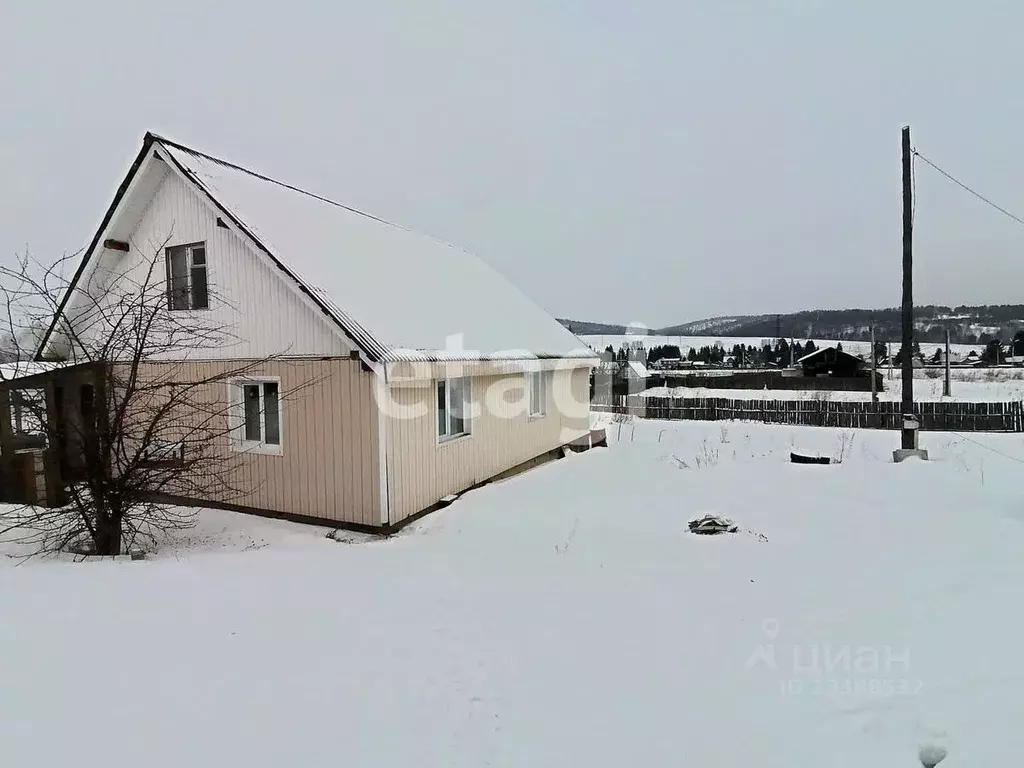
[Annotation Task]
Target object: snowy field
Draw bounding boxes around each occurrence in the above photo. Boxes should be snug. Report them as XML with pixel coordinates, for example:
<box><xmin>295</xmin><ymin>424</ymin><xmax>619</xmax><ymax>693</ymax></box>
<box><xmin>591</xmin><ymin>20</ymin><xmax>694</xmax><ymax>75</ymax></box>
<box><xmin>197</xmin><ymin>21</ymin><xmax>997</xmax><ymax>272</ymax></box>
<box><xmin>4</xmin><ymin>420</ymin><xmax>1024</xmax><ymax>766</ymax></box>
<box><xmin>640</xmin><ymin>368</ymin><xmax>1024</xmax><ymax>402</ymax></box>
<box><xmin>581</xmin><ymin>333</ymin><xmax>984</xmax><ymax>360</ymax></box>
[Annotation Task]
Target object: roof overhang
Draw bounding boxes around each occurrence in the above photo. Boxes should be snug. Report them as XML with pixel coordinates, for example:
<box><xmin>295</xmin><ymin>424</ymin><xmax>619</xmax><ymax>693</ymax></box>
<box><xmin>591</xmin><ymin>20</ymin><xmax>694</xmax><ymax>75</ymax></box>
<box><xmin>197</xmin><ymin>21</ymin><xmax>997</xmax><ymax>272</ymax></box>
<box><xmin>384</xmin><ymin>354</ymin><xmax>597</xmax><ymax>385</ymax></box>
<box><xmin>34</xmin><ymin>135</ymin><xmax>163</xmax><ymax>360</ymax></box>
<box><xmin>0</xmin><ymin>360</ymin><xmax>95</xmax><ymax>390</ymax></box>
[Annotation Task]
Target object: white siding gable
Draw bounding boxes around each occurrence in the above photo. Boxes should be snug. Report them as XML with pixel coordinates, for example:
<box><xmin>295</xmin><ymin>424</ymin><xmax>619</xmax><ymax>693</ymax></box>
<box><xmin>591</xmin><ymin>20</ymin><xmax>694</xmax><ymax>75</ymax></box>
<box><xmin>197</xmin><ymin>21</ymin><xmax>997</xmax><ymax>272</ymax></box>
<box><xmin>66</xmin><ymin>157</ymin><xmax>353</xmax><ymax>361</ymax></box>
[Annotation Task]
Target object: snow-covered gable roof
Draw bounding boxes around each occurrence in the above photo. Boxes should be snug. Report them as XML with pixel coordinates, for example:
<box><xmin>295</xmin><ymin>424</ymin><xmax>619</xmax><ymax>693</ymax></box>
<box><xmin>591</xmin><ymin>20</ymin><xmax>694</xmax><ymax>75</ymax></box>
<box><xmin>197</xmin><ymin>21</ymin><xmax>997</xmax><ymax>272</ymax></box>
<box><xmin>0</xmin><ymin>361</ymin><xmax>68</xmax><ymax>382</ymax></box>
<box><xmin>627</xmin><ymin>360</ymin><xmax>650</xmax><ymax>378</ymax></box>
<box><xmin>149</xmin><ymin>135</ymin><xmax>591</xmax><ymax>363</ymax></box>
<box><xmin>795</xmin><ymin>345</ymin><xmax>859</xmax><ymax>366</ymax></box>
<box><xmin>795</xmin><ymin>348</ymin><xmax>824</xmax><ymax>365</ymax></box>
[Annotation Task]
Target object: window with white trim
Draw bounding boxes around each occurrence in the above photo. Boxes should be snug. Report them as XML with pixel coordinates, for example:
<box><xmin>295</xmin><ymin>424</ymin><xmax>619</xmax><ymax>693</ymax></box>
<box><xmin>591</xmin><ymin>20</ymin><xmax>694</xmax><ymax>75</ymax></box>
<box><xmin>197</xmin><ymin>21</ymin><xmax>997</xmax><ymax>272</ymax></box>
<box><xmin>527</xmin><ymin>371</ymin><xmax>547</xmax><ymax>417</ymax></box>
<box><xmin>437</xmin><ymin>377</ymin><xmax>470</xmax><ymax>440</ymax></box>
<box><xmin>166</xmin><ymin>242</ymin><xmax>209</xmax><ymax>310</ymax></box>
<box><xmin>231</xmin><ymin>380</ymin><xmax>281</xmax><ymax>450</ymax></box>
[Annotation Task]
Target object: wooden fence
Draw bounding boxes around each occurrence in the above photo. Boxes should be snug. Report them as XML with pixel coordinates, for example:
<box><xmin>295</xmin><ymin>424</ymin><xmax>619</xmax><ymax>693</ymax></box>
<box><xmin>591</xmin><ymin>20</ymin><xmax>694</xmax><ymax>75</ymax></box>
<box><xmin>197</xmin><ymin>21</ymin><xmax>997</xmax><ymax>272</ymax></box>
<box><xmin>592</xmin><ymin>396</ymin><xmax>1024</xmax><ymax>433</ymax></box>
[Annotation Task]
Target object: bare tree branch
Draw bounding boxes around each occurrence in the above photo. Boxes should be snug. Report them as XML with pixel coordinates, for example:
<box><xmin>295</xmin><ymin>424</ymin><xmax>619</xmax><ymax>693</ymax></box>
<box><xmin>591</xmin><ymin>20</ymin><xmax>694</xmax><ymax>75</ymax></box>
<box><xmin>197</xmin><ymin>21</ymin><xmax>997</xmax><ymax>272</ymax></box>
<box><xmin>0</xmin><ymin>235</ymin><xmax>316</xmax><ymax>557</ymax></box>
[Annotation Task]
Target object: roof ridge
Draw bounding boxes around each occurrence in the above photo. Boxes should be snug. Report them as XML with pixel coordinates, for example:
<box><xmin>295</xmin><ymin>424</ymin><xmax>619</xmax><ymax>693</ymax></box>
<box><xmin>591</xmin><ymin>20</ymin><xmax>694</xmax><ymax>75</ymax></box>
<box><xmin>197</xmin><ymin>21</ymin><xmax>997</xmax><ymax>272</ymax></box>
<box><xmin>148</xmin><ymin>132</ymin><xmax>432</xmax><ymax>241</ymax></box>
<box><xmin>147</xmin><ymin>131</ymin><xmax>519</xmax><ymax>267</ymax></box>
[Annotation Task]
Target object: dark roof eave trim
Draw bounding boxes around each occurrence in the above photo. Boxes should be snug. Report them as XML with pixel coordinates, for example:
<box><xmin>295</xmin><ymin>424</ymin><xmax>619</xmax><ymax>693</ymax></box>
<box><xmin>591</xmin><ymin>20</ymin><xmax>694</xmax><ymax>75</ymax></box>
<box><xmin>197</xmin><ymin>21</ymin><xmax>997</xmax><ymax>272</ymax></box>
<box><xmin>34</xmin><ymin>135</ymin><xmax>159</xmax><ymax>361</ymax></box>
<box><xmin>384</xmin><ymin>352</ymin><xmax>599</xmax><ymax>362</ymax></box>
<box><xmin>156</xmin><ymin>141</ymin><xmax>383</xmax><ymax>365</ymax></box>
<box><xmin>0</xmin><ymin>360</ymin><xmax>101</xmax><ymax>390</ymax></box>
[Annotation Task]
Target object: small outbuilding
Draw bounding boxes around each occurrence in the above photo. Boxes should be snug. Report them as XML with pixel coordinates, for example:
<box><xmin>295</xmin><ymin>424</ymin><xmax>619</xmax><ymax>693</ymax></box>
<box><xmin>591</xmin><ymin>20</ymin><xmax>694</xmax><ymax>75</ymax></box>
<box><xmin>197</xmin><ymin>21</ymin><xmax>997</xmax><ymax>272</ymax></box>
<box><xmin>795</xmin><ymin>345</ymin><xmax>884</xmax><ymax>391</ymax></box>
<box><xmin>797</xmin><ymin>346</ymin><xmax>865</xmax><ymax>378</ymax></box>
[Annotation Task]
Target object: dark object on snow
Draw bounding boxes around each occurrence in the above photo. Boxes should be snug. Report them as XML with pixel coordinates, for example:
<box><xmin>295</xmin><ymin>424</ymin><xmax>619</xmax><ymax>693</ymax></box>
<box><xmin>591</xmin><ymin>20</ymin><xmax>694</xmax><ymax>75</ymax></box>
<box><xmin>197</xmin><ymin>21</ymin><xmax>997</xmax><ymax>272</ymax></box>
<box><xmin>689</xmin><ymin>513</ymin><xmax>738</xmax><ymax>535</ymax></box>
<box><xmin>790</xmin><ymin>452</ymin><xmax>831</xmax><ymax>465</ymax></box>
<box><xmin>918</xmin><ymin>744</ymin><xmax>948</xmax><ymax>768</ymax></box>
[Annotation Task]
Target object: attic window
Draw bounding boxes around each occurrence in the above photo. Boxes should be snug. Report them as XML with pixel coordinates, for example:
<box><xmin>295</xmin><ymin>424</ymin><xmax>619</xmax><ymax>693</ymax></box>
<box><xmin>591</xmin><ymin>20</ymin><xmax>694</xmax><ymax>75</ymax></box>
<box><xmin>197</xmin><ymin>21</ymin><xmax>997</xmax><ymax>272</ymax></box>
<box><xmin>166</xmin><ymin>242</ymin><xmax>209</xmax><ymax>310</ymax></box>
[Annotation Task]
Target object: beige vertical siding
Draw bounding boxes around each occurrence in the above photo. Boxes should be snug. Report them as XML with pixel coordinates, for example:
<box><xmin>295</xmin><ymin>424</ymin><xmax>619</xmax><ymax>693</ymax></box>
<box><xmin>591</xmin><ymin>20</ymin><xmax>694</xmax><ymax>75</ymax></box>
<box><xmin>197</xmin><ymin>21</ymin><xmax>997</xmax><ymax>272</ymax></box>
<box><xmin>385</xmin><ymin>366</ymin><xmax>591</xmax><ymax>523</ymax></box>
<box><xmin>137</xmin><ymin>358</ymin><xmax>381</xmax><ymax>526</ymax></box>
<box><xmin>48</xmin><ymin>358</ymin><xmax>592</xmax><ymax>529</ymax></box>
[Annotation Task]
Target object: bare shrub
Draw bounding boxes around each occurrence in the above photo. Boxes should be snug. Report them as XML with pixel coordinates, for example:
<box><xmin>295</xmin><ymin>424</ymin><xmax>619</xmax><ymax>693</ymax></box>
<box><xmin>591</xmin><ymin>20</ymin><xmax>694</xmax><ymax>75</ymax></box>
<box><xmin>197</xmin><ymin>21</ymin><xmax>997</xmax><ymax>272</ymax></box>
<box><xmin>694</xmin><ymin>438</ymin><xmax>720</xmax><ymax>469</ymax></box>
<box><xmin>833</xmin><ymin>430</ymin><xmax>856</xmax><ymax>464</ymax></box>
<box><xmin>612</xmin><ymin>412</ymin><xmax>637</xmax><ymax>442</ymax></box>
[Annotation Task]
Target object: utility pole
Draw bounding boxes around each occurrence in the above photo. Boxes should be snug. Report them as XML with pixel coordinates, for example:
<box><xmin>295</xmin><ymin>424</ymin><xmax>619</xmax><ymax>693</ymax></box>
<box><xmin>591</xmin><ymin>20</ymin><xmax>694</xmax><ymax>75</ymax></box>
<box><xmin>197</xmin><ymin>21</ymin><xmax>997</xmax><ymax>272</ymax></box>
<box><xmin>871</xmin><ymin>324</ymin><xmax>878</xmax><ymax>404</ymax></box>
<box><xmin>898</xmin><ymin>125</ymin><xmax>924</xmax><ymax>458</ymax></box>
<box><xmin>943</xmin><ymin>328</ymin><xmax>951</xmax><ymax>397</ymax></box>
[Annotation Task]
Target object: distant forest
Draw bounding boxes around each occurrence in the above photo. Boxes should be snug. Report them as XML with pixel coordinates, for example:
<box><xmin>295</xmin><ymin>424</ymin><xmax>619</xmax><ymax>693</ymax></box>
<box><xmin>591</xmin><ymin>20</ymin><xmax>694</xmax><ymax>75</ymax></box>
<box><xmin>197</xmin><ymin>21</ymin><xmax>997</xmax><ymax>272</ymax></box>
<box><xmin>560</xmin><ymin>304</ymin><xmax>1024</xmax><ymax>345</ymax></box>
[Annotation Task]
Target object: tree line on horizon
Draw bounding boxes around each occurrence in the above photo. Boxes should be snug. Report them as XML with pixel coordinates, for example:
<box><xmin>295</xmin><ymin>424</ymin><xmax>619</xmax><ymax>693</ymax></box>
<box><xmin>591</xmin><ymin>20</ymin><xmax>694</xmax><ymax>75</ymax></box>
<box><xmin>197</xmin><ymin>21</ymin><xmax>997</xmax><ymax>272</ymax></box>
<box><xmin>562</xmin><ymin>304</ymin><xmax>1024</xmax><ymax>345</ymax></box>
<box><xmin>602</xmin><ymin>330</ymin><xmax>1024</xmax><ymax>369</ymax></box>
<box><xmin>604</xmin><ymin>339</ymin><xmax>826</xmax><ymax>368</ymax></box>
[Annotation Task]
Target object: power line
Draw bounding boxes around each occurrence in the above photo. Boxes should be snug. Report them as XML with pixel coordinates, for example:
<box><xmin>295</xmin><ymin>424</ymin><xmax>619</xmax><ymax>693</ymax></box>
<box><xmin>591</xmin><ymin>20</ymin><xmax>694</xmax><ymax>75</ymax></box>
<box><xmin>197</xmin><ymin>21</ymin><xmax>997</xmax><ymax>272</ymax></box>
<box><xmin>951</xmin><ymin>431</ymin><xmax>1024</xmax><ymax>465</ymax></box>
<box><xmin>153</xmin><ymin>134</ymin><xmax>412</xmax><ymax>232</ymax></box>
<box><xmin>912</xmin><ymin>149</ymin><xmax>1024</xmax><ymax>229</ymax></box>
<box><xmin>911</xmin><ymin>150</ymin><xmax>917</xmax><ymax>228</ymax></box>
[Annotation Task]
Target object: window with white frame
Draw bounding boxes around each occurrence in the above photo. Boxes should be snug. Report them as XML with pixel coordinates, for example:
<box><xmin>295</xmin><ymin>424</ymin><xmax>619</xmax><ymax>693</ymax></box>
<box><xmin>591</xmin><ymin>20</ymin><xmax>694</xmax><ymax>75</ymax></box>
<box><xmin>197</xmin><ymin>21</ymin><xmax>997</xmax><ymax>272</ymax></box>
<box><xmin>527</xmin><ymin>370</ymin><xmax>547</xmax><ymax>417</ymax></box>
<box><xmin>166</xmin><ymin>242</ymin><xmax>209</xmax><ymax>310</ymax></box>
<box><xmin>436</xmin><ymin>377</ymin><xmax>470</xmax><ymax>440</ymax></box>
<box><xmin>231</xmin><ymin>380</ymin><xmax>281</xmax><ymax>450</ymax></box>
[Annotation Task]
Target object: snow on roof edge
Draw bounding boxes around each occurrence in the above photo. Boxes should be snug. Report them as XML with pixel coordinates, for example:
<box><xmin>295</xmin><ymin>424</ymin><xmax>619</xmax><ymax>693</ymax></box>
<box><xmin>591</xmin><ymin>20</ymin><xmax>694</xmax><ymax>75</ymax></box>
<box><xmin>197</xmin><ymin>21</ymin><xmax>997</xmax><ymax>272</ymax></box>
<box><xmin>155</xmin><ymin>136</ymin><xmax>589</xmax><ymax>362</ymax></box>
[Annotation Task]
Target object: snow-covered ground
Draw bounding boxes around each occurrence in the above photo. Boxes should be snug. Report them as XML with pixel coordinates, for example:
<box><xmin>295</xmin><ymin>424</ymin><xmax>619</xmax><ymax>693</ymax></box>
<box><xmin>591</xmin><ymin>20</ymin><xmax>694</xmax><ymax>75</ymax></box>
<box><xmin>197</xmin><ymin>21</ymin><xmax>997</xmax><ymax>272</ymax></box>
<box><xmin>4</xmin><ymin>420</ymin><xmax>1024</xmax><ymax>766</ymax></box>
<box><xmin>582</xmin><ymin>333</ymin><xmax>984</xmax><ymax>360</ymax></box>
<box><xmin>639</xmin><ymin>368</ymin><xmax>1024</xmax><ymax>402</ymax></box>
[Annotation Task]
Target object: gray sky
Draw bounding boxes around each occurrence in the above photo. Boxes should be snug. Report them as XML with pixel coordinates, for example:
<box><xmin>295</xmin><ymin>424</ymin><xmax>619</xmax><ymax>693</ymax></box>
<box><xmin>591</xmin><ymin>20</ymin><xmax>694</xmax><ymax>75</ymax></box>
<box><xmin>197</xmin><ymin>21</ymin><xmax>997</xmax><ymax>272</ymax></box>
<box><xmin>2</xmin><ymin>1</ymin><xmax>1022</xmax><ymax>329</ymax></box>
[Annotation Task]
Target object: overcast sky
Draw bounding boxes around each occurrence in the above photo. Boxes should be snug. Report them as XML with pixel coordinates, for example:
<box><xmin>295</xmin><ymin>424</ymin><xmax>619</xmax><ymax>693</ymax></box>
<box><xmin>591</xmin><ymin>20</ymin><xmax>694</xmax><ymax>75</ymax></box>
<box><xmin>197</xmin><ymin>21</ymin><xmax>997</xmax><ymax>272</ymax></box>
<box><xmin>2</xmin><ymin>1</ymin><xmax>1022</xmax><ymax>329</ymax></box>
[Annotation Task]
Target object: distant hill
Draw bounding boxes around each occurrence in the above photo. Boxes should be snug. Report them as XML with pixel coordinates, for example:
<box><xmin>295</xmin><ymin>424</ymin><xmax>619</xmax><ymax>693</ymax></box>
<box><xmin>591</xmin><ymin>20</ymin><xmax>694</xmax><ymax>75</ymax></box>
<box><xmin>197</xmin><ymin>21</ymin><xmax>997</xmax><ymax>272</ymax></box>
<box><xmin>560</xmin><ymin>305</ymin><xmax>1024</xmax><ymax>345</ymax></box>
<box><xmin>557</xmin><ymin>319</ymin><xmax>637</xmax><ymax>336</ymax></box>
<box><xmin>657</xmin><ymin>315</ymin><xmax>775</xmax><ymax>336</ymax></box>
